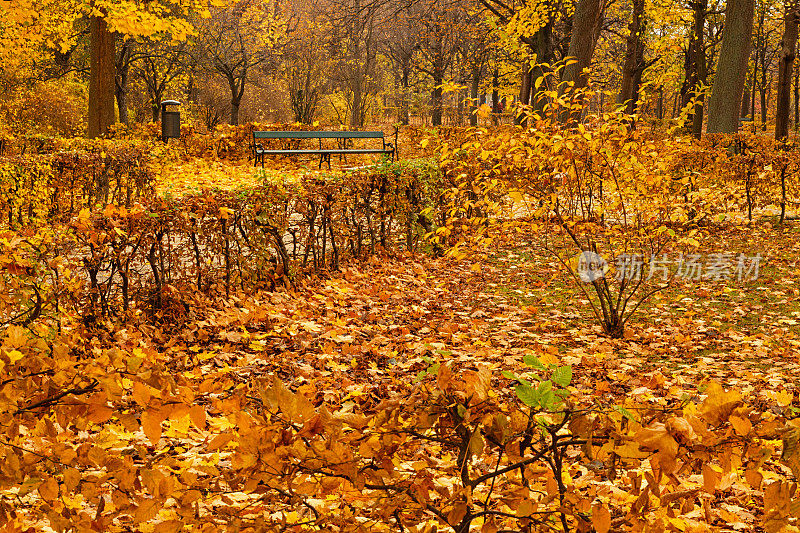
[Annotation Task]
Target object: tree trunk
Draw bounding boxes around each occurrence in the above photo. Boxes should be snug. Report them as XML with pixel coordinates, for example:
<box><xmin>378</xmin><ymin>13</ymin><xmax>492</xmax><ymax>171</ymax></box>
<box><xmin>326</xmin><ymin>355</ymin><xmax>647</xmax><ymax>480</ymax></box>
<box><xmin>515</xmin><ymin>62</ymin><xmax>532</xmax><ymax>124</ymax></box>
<box><xmin>230</xmin><ymin>99</ymin><xmax>241</xmax><ymax>126</ymax></box>
<box><xmin>431</xmin><ymin>64</ymin><xmax>443</xmax><ymax>126</ymax></box>
<box><xmin>631</xmin><ymin>25</ymin><xmax>646</xmax><ymax>114</ymax></box>
<box><xmin>400</xmin><ymin>54</ymin><xmax>410</xmax><ymax>125</ymax></box>
<box><xmin>751</xmin><ymin>59</ymin><xmax>757</xmax><ymax>120</ymax></box>
<box><xmin>617</xmin><ymin>0</ymin><xmax>645</xmax><ymax>112</ymax></box>
<box><xmin>87</xmin><ymin>16</ymin><xmax>116</xmax><ymax>138</ymax></box>
<box><xmin>656</xmin><ymin>86</ymin><xmax>664</xmax><ymax>119</ymax></box>
<box><xmin>350</xmin><ymin>73</ymin><xmax>363</xmax><ymax>127</ymax></box>
<box><xmin>228</xmin><ymin>74</ymin><xmax>245</xmax><ymax>126</ymax></box>
<box><xmin>776</xmin><ymin>4</ymin><xmax>799</xmax><ymax>140</ymax></box>
<box><xmin>795</xmin><ymin>53</ymin><xmax>800</xmax><ymax>129</ymax></box>
<box><xmin>707</xmin><ymin>0</ymin><xmax>756</xmax><ymax>134</ymax></box>
<box><xmin>470</xmin><ymin>65</ymin><xmax>481</xmax><ymax>126</ymax></box>
<box><xmin>532</xmin><ymin>24</ymin><xmax>554</xmax><ymax>117</ymax></box>
<box><xmin>742</xmin><ymin>80</ymin><xmax>751</xmax><ymax>117</ymax></box>
<box><xmin>115</xmin><ymin>38</ymin><xmax>132</xmax><ymax>125</ymax></box>
<box><xmin>692</xmin><ymin>9</ymin><xmax>707</xmax><ymax>140</ymax></box>
<box><xmin>562</xmin><ymin>0</ymin><xmax>605</xmax><ymax>94</ymax></box>
<box><xmin>680</xmin><ymin>0</ymin><xmax>706</xmax><ymax>134</ymax></box>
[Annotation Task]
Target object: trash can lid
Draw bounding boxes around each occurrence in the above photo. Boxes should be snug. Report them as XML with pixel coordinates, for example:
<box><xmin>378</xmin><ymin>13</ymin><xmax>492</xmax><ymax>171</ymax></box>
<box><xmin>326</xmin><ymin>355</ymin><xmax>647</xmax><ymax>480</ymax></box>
<box><xmin>161</xmin><ymin>100</ymin><xmax>181</xmax><ymax>106</ymax></box>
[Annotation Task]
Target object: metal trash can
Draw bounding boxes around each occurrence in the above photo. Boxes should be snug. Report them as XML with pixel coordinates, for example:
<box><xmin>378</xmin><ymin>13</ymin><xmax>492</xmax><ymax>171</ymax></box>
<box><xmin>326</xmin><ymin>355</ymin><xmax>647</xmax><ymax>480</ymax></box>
<box><xmin>160</xmin><ymin>100</ymin><xmax>181</xmax><ymax>142</ymax></box>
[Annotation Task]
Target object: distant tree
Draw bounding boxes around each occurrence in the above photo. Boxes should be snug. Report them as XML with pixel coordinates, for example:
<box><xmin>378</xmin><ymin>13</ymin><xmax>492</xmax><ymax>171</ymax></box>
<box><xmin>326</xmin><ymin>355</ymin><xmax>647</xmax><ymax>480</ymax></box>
<box><xmin>131</xmin><ymin>40</ymin><xmax>191</xmax><ymax>122</ymax></box>
<box><xmin>411</xmin><ymin>0</ymin><xmax>470</xmax><ymax>126</ymax></box>
<box><xmin>192</xmin><ymin>0</ymin><xmax>285</xmax><ymax>125</ymax></box>
<box><xmin>326</xmin><ymin>0</ymin><xmax>384</xmax><ymax>128</ymax></box>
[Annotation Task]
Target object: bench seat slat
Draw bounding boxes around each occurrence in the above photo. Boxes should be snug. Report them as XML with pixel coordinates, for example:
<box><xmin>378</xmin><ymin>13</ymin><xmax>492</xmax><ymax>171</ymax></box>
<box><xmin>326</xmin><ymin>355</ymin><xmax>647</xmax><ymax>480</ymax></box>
<box><xmin>254</xmin><ymin>131</ymin><xmax>385</xmax><ymax>139</ymax></box>
<box><xmin>256</xmin><ymin>149</ymin><xmax>392</xmax><ymax>155</ymax></box>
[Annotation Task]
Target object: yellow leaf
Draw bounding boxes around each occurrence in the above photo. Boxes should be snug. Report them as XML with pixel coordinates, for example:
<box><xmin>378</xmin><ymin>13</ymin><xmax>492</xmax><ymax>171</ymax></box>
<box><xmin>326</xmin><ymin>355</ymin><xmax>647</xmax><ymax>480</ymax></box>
<box><xmin>777</xmin><ymin>390</ymin><xmax>794</xmax><ymax>407</ymax></box>
<box><xmin>7</xmin><ymin>349</ymin><xmax>24</xmax><ymax>363</ymax></box>
<box><xmin>613</xmin><ymin>442</ymin><xmax>650</xmax><ymax>459</ymax></box>
<box><xmin>141</xmin><ymin>410</ymin><xmax>162</xmax><ymax>446</ymax></box>
<box><xmin>164</xmin><ymin>413</ymin><xmax>191</xmax><ymax>438</ymax></box>
<box><xmin>63</xmin><ymin>468</ymin><xmax>80</xmax><ymax>492</ymax></box>
<box><xmin>38</xmin><ymin>477</ymin><xmax>59</xmax><ymax>502</ymax></box>
<box><xmin>207</xmin><ymin>433</ymin><xmax>233</xmax><ymax>451</ymax></box>
<box><xmin>5</xmin><ymin>325</ymin><xmax>27</xmax><ymax>348</ymax></box>
<box><xmin>447</xmin><ymin>501</ymin><xmax>468</xmax><ymax>525</ymax></box>
<box><xmin>189</xmin><ymin>404</ymin><xmax>206</xmax><ymax>429</ymax></box>
<box><xmin>700</xmin><ymin>381</ymin><xmax>741</xmax><ymax>426</ymax></box>
<box><xmin>703</xmin><ymin>463</ymin><xmax>720</xmax><ymax>493</ymax></box>
<box><xmin>591</xmin><ymin>503</ymin><xmax>611</xmax><ymax>533</ymax></box>
<box><xmin>730</xmin><ymin>415</ymin><xmax>752</xmax><ymax>436</ymax></box>
<box><xmin>132</xmin><ymin>381</ymin><xmax>152</xmax><ymax>407</ymax></box>
<box><xmin>134</xmin><ymin>498</ymin><xmax>159</xmax><ymax>523</ymax></box>
<box><xmin>469</xmin><ymin>431</ymin><xmax>485</xmax><ymax>456</ymax></box>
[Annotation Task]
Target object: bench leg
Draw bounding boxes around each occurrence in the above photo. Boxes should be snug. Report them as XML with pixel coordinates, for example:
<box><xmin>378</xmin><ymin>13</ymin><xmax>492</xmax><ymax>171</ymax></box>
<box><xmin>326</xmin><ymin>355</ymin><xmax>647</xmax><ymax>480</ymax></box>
<box><xmin>318</xmin><ymin>153</ymin><xmax>331</xmax><ymax>170</ymax></box>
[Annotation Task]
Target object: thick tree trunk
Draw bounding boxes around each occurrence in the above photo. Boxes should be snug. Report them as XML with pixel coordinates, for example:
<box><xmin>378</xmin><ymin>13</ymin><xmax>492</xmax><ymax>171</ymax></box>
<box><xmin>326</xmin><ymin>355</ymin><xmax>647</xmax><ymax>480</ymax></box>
<box><xmin>617</xmin><ymin>0</ymin><xmax>645</xmax><ymax>112</ymax></box>
<box><xmin>776</xmin><ymin>4</ymin><xmax>799</xmax><ymax>140</ymax></box>
<box><xmin>230</xmin><ymin>99</ymin><xmax>241</xmax><ymax>126</ymax></box>
<box><xmin>707</xmin><ymin>0</ymin><xmax>756</xmax><ymax>134</ymax></box>
<box><xmin>350</xmin><ymin>72</ymin><xmax>363</xmax><ymax>128</ymax></box>
<box><xmin>562</xmin><ymin>0</ymin><xmax>605</xmax><ymax>94</ymax></box>
<box><xmin>87</xmin><ymin>16</ymin><xmax>116</xmax><ymax>138</ymax></box>
<box><xmin>795</xmin><ymin>56</ymin><xmax>800</xmax><ymax>128</ymax></box>
<box><xmin>228</xmin><ymin>74</ymin><xmax>245</xmax><ymax>126</ymax></box>
<box><xmin>751</xmin><ymin>60</ymin><xmax>757</xmax><ymax>119</ymax></box>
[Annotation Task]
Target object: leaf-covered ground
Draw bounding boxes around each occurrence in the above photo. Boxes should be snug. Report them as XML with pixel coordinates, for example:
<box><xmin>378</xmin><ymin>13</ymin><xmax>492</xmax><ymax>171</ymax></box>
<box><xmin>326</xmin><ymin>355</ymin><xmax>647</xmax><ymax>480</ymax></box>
<box><xmin>13</xmin><ymin>223</ymin><xmax>796</xmax><ymax>531</ymax></box>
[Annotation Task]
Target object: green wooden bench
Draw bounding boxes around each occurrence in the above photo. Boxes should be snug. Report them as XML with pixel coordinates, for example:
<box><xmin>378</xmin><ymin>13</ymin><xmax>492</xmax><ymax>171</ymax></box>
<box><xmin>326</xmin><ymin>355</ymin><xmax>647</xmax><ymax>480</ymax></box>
<box><xmin>252</xmin><ymin>130</ymin><xmax>397</xmax><ymax>169</ymax></box>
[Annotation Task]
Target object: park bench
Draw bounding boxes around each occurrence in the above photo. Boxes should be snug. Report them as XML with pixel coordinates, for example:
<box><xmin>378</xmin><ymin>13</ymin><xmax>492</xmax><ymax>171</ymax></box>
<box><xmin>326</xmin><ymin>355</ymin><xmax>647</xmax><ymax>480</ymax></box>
<box><xmin>252</xmin><ymin>130</ymin><xmax>397</xmax><ymax>169</ymax></box>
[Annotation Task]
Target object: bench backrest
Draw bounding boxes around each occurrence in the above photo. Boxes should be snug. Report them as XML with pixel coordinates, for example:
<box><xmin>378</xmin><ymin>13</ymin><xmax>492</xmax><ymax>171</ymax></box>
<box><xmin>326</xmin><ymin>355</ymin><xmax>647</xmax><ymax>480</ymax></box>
<box><xmin>253</xmin><ymin>131</ymin><xmax>384</xmax><ymax>139</ymax></box>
